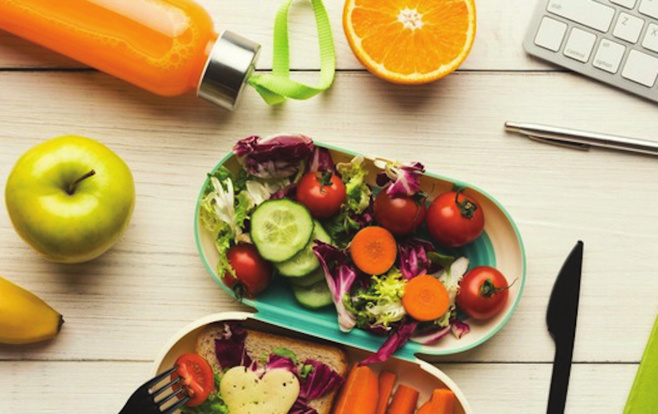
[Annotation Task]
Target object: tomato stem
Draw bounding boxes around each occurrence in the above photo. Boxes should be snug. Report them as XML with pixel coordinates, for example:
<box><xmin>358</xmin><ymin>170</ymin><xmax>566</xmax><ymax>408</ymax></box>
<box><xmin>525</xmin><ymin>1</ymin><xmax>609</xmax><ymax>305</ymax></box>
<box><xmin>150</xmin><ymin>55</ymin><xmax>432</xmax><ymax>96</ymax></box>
<box><xmin>232</xmin><ymin>282</ymin><xmax>246</xmax><ymax>301</ymax></box>
<box><xmin>454</xmin><ymin>187</ymin><xmax>477</xmax><ymax>219</ymax></box>
<box><xmin>480</xmin><ymin>278</ymin><xmax>516</xmax><ymax>297</ymax></box>
<box><xmin>316</xmin><ymin>171</ymin><xmax>334</xmax><ymax>193</ymax></box>
<box><xmin>66</xmin><ymin>169</ymin><xmax>96</xmax><ymax>195</ymax></box>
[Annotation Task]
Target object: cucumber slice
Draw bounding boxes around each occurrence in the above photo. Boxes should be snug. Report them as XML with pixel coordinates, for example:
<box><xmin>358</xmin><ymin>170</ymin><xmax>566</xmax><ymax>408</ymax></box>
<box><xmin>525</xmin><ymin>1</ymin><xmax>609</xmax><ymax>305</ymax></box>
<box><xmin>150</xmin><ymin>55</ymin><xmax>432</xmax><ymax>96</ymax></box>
<box><xmin>251</xmin><ymin>200</ymin><xmax>314</xmax><ymax>263</ymax></box>
<box><xmin>291</xmin><ymin>280</ymin><xmax>333</xmax><ymax>309</ymax></box>
<box><xmin>285</xmin><ymin>267</ymin><xmax>326</xmax><ymax>287</ymax></box>
<box><xmin>275</xmin><ymin>220</ymin><xmax>332</xmax><ymax>277</ymax></box>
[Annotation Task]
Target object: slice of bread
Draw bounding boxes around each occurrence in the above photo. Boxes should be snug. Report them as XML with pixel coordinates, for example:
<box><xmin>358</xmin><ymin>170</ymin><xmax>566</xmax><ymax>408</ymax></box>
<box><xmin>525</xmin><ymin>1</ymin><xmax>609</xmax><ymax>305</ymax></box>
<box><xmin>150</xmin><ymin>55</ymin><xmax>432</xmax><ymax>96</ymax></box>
<box><xmin>196</xmin><ymin>323</ymin><xmax>349</xmax><ymax>414</ymax></box>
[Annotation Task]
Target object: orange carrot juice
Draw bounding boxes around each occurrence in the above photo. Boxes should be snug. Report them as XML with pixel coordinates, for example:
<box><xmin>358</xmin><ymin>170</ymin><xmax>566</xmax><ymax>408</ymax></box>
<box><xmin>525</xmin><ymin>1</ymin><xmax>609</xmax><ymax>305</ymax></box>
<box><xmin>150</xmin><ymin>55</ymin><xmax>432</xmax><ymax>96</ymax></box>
<box><xmin>0</xmin><ymin>0</ymin><xmax>260</xmax><ymax>108</ymax></box>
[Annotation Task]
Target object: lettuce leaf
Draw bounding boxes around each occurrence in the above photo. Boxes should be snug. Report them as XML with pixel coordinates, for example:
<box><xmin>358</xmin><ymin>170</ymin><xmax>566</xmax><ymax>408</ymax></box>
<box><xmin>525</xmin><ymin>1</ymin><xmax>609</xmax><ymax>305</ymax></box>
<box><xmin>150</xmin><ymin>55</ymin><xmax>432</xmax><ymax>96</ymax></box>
<box><xmin>345</xmin><ymin>268</ymin><xmax>407</xmax><ymax>329</ymax></box>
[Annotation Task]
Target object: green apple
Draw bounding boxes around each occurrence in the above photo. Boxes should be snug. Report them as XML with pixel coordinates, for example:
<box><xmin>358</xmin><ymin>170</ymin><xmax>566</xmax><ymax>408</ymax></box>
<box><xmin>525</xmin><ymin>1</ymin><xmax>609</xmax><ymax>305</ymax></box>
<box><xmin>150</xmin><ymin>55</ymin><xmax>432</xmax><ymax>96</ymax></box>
<box><xmin>5</xmin><ymin>136</ymin><xmax>135</xmax><ymax>263</ymax></box>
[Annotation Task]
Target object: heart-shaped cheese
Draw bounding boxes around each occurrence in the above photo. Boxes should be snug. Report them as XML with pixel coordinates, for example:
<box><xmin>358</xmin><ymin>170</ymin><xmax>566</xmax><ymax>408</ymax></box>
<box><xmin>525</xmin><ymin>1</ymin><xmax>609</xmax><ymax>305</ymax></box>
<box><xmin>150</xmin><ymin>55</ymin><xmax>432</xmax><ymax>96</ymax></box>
<box><xmin>220</xmin><ymin>366</ymin><xmax>300</xmax><ymax>414</ymax></box>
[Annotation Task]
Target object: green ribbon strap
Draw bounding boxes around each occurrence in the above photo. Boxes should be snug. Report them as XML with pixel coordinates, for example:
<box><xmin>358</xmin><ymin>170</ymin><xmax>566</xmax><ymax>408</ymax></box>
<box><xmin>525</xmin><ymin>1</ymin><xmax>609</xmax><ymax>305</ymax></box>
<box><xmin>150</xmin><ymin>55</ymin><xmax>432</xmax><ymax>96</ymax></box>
<box><xmin>248</xmin><ymin>0</ymin><xmax>336</xmax><ymax>105</ymax></box>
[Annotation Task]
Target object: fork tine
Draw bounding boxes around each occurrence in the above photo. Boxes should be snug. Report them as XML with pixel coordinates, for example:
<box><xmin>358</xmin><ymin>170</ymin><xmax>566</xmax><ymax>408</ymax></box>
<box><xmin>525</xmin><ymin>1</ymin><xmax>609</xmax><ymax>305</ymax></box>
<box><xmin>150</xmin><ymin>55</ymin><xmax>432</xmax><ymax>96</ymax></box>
<box><xmin>161</xmin><ymin>396</ymin><xmax>190</xmax><ymax>414</ymax></box>
<box><xmin>152</xmin><ymin>376</ymin><xmax>184</xmax><ymax>399</ymax></box>
<box><xmin>145</xmin><ymin>366</ymin><xmax>178</xmax><ymax>389</ymax></box>
<box><xmin>157</xmin><ymin>387</ymin><xmax>186</xmax><ymax>407</ymax></box>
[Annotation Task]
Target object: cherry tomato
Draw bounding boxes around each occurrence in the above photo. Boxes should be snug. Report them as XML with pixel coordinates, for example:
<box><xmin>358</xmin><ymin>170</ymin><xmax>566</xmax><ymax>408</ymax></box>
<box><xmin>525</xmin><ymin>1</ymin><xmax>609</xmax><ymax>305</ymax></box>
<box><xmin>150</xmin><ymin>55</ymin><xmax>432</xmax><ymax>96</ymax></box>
<box><xmin>373</xmin><ymin>190</ymin><xmax>426</xmax><ymax>236</ymax></box>
<box><xmin>425</xmin><ymin>190</ymin><xmax>484</xmax><ymax>247</ymax></box>
<box><xmin>224</xmin><ymin>243</ymin><xmax>273</xmax><ymax>298</ymax></box>
<box><xmin>296</xmin><ymin>171</ymin><xmax>346</xmax><ymax>219</ymax></box>
<box><xmin>173</xmin><ymin>354</ymin><xmax>214</xmax><ymax>407</ymax></box>
<box><xmin>456</xmin><ymin>266</ymin><xmax>511</xmax><ymax>320</ymax></box>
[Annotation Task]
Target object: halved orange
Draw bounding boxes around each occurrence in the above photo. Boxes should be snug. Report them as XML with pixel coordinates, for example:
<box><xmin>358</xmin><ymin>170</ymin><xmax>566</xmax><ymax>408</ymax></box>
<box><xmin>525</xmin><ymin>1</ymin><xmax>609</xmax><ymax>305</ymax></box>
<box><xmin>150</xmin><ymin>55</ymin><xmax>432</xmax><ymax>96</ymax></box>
<box><xmin>343</xmin><ymin>0</ymin><xmax>476</xmax><ymax>84</ymax></box>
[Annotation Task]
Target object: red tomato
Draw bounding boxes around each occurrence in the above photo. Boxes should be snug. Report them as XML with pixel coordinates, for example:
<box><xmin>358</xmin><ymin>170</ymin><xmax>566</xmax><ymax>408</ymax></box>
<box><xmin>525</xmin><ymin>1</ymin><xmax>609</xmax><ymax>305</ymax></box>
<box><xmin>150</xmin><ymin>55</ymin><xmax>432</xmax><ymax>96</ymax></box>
<box><xmin>224</xmin><ymin>243</ymin><xmax>273</xmax><ymax>298</ymax></box>
<box><xmin>373</xmin><ymin>190</ymin><xmax>426</xmax><ymax>236</ymax></box>
<box><xmin>173</xmin><ymin>354</ymin><xmax>214</xmax><ymax>407</ymax></box>
<box><xmin>425</xmin><ymin>190</ymin><xmax>484</xmax><ymax>247</ymax></box>
<box><xmin>296</xmin><ymin>171</ymin><xmax>346</xmax><ymax>219</ymax></box>
<box><xmin>457</xmin><ymin>266</ymin><xmax>510</xmax><ymax>320</ymax></box>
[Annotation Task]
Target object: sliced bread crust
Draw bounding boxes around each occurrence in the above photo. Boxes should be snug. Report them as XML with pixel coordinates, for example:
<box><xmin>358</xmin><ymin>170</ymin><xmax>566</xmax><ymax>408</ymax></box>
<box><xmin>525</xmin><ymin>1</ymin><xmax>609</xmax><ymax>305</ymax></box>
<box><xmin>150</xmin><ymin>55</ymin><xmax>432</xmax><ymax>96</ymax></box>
<box><xmin>195</xmin><ymin>323</ymin><xmax>349</xmax><ymax>414</ymax></box>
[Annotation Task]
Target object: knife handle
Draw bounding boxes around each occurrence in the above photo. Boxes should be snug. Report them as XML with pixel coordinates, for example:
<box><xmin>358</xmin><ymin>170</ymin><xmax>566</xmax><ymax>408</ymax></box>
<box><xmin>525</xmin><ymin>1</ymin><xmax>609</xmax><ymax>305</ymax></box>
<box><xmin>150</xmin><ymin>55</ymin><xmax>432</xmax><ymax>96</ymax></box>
<box><xmin>547</xmin><ymin>341</ymin><xmax>575</xmax><ymax>414</ymax></box>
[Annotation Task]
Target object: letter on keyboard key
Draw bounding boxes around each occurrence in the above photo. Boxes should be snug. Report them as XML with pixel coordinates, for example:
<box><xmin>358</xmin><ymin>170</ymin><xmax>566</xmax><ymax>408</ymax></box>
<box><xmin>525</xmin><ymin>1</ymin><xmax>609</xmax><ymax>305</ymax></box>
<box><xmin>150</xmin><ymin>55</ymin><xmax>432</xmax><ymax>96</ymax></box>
<box><xmin>547</xmin><ymin>0</ymin><xmax>615</xmax><ymax>32</ymax></box>
<box><xmin>535</xmin><ymin>17</ymin><xmax>568</xmax><ymax>51</ymax></box>
<box><xmin>639</xmin><ymin>0</ymin><xmax>658</xmax><ymax>19</ymax></box>
<box><xmin>613</xmin><ymin>13</ymin><xmax>645</xmax><ymax>43</ymax></box>
<box><xmin>642</xmin><ymin>23</ymin><xmax>658</xmax><ymax>52</ymax></box>
<box><xmin>564</xmin><ymin>28</ymin><xmax>597</xmax><ymax>62</ymax></box>
<box><xmin>622</xmin><ymin>50</ymin><xmax>658</xmax><ymax>87</ymax></box>
<box><xmin>593</xmin><ymin>39</ymin><xmax>626</xmax><ymax>73</ymax></box>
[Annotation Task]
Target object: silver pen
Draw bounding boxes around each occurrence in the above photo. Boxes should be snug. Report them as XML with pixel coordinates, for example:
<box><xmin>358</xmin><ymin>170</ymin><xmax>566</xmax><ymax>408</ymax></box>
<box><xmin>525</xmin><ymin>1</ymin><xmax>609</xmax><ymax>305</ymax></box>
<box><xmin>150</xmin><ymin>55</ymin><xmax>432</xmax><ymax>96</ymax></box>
<box><xmin>504</xmin><ymin>121</ymin><xmax>658</xmax><ymax>157</ymax></box>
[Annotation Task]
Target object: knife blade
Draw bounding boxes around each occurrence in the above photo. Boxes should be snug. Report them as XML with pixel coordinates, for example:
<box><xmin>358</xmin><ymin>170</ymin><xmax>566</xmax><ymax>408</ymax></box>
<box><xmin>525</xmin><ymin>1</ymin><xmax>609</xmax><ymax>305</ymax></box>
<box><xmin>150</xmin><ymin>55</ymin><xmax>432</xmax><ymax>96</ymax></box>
<box><xmin>546</xmin><ymin>241</ymin><xmax>584</xmax><ymax>414</ymax></box>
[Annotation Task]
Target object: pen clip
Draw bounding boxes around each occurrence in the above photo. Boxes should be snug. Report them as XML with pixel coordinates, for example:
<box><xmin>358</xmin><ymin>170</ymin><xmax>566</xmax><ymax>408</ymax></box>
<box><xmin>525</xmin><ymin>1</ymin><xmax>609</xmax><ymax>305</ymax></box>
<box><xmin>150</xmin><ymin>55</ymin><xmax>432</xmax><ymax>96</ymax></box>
<box><xmin>527</xmin><ymin>135</ymin><xmax>591</xmax><ymax>152</ymax></box>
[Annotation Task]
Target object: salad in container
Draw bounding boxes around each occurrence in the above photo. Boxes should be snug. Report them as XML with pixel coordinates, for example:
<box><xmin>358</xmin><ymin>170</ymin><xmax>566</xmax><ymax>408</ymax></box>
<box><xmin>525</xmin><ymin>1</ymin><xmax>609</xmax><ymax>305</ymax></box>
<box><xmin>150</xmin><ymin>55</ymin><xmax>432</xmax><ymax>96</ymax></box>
<box><xmin>194</xmin><ymin>134</ymin><xmax>526</xmax><ymax>363</ymax></box>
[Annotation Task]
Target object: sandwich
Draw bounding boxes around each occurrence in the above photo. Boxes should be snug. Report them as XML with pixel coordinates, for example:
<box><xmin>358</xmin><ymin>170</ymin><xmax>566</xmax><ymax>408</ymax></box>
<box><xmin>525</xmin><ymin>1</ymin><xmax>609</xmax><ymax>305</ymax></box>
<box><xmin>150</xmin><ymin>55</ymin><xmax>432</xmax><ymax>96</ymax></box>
<box><xmin>180</xmin><ymin>321</ymin><xmax>349</xmax><ymax>414</ymax></box>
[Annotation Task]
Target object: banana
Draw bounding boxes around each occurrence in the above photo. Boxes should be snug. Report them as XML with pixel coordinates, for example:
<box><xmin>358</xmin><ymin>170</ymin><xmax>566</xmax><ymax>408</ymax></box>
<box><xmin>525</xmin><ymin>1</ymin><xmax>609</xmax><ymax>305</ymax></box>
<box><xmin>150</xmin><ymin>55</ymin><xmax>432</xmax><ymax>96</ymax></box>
<box><xmin>0</xmin><ymin>275</ymin><xmax>64</xmax><ymax>345</ymax></box>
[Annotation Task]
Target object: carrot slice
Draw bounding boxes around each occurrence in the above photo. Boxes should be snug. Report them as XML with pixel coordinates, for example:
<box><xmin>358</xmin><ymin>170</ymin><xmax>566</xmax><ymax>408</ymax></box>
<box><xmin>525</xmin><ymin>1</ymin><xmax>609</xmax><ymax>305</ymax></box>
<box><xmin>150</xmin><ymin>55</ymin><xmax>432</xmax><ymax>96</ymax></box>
<box><xmin>430</xmin><ymin>388</ymin><xmax>456</xmax><ymax>413</ymax></box>
<box><xmin>401</xmin><ymin>275</ymin><xmax>450</xmax><ymax>321</ymax></box>
<box><xmin>350</xmin><ymin>226</ymin><xmax>397</xmax><ymax>275</ymax></box>
<box><xmin>375</xmin><ymin>371</ymin><xmax>397</xmax><ymax>414</ymax></box>
<box><xmin>387</xmin><ymin>384</ymin><xmax>419</xmax><ymax>414</ymax></box>
<box><xmin>332</xmin><ymin>364</ymin><xmax>379</xmax><ymax>414</ymax></box>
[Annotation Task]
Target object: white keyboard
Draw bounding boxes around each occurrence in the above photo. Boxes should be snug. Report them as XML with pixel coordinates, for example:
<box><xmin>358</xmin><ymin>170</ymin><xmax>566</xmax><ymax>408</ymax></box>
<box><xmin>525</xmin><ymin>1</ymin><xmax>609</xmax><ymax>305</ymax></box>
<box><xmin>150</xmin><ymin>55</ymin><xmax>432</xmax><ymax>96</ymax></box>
<box><xmin>524</xmin><ymin>0</ymin><xmax>658</xmax><ymax>103</ymax></box>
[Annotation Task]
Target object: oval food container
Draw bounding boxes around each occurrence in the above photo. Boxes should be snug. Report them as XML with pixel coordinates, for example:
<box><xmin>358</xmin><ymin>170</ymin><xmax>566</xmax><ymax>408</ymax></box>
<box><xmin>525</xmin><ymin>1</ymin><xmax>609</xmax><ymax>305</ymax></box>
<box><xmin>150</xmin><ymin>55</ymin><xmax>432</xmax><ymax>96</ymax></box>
<box><xmin>195</xmin><ymin>142</ymin><xmax>526</xmax><ymax>360</ymax></box>
<box><xmin>154</xmin><ymin>312</ymin><xmax>473</xmax><ymax>413</ymax></box>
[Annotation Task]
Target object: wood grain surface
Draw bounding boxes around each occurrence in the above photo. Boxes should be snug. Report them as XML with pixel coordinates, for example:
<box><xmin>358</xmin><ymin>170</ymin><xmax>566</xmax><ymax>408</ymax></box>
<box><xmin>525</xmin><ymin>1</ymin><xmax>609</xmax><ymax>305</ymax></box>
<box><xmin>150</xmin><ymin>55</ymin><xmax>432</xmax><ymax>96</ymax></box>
<box><xmin>1</xmin><ymin>0</ymin><xmax>657</xmax><ymax>413</ymax></box>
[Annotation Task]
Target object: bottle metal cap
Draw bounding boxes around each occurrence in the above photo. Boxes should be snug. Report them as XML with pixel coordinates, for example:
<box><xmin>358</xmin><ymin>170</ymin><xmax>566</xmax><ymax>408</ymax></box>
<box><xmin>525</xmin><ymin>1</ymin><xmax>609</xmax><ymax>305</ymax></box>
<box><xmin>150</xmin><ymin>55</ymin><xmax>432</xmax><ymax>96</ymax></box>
<box><xmin>198</xmin><ymin>30</ymin><xmax>260</xmax><ymax>111</ymax></box>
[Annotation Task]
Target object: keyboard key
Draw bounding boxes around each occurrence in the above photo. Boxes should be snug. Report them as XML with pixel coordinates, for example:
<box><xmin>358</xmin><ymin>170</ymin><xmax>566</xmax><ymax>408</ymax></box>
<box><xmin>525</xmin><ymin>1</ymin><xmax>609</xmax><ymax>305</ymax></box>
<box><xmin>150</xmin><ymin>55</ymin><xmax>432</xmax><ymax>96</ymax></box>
<box><xmin>593</xmin><ymin>39</ymin><xmax>626</xmax><ymax>73</ymax></box>
<box><xmin>611</xmin><ymin>0</ymin><xmax>637</xmax><ymax>9</ymax></box>
<box><xmin>621</xmin><ymin>50</ymin><xmax>658</xmax><ymax>86</ymax></box>
<box><xmin>564</xmin><ymin>28</ymin><xmax>597</xmax><ymax>62</ymax></box>
<box><xmin>535</xmin><ymin>17</ymin><xmax>568</xmax><ymax>51</ymax></box>
<box><xmin>642</xmin><ymin>22</ymin><xmax>658</xmax><ymax>52</ymax></box>
<box><xmin>639</xmin><ymin>0</ymin><xmax>658</xmax><ymax>19</ymax></box>
<box><xmin>547</xmin><ymin>0</ymin><xmax>615</xmax><ymax>32</ymax></box>
<box><xmin>613</xmin><ymin>13</ymin><xmax>645</xmax><ymax>43</ymax></box>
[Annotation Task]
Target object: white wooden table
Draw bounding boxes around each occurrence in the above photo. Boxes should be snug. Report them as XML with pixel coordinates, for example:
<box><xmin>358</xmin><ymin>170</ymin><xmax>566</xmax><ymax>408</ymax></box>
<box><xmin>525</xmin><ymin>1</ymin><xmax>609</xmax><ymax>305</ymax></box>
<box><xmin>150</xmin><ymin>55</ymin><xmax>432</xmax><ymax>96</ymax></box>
<box><xmin>1</xmin><ymin>1</ymin><xmax>657</xmax><ymax>412</ymax></box>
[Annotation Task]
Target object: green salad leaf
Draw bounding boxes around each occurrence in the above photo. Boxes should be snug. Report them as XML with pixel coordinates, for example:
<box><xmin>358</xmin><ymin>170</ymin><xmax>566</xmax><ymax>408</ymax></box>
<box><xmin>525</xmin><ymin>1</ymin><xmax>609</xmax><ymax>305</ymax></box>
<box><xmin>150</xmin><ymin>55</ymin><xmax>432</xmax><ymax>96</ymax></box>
<box><xmin>345</xmin><ymin>268</ymin><xmax>407</xmax><ymax>329</ymax></box>
<box><xmin>180</xmin><ymin>372</ymin><xmax>229</xmax><ymax>414</ymax></box>
<box><xmin>336</xmin><ymin>155</ymin><xmax>371</xmax><ymax>215</ymax></box>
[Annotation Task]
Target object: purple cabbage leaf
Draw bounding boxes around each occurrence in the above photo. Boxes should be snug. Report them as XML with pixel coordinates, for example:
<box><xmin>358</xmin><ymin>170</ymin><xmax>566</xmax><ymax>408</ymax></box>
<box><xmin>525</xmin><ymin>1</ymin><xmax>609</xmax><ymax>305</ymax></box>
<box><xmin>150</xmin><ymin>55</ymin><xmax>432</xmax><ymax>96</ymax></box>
<box><xmin>359</xmin><ymin>317</ymin><xmax>419</xmax><ymax>366</ymax></box>
<box><xmin>374</xmin><ymin>159</ymin><xmax>425</xmax><ymax>197</ymax></box>
<box><xmin>299</xmin><ymin>359</ymin><xmax>345</xmax><ymax>400</ymax></box>
<box><xmin>306</xmin><ymin>146</ymin><xmax>336</xmax><ymax>173</ymax></box>
<box><xmin>213</xmin><ymin>322</ymin><xmax>252</xmax><ymax>370</ymax></box>
<box><xmin>398</xmin><ymin>238</ymin><xmax>441</xmax><ymax>280</ymax></box>
<box><xmin>312</xmin><ymin>242</ymin><xmax>358</xmax><ymax>332</ymax></box>
<box><xmin>234</xmin><ymin>134</ymin><xmax>314</xmax><ymax>179</ymax></box>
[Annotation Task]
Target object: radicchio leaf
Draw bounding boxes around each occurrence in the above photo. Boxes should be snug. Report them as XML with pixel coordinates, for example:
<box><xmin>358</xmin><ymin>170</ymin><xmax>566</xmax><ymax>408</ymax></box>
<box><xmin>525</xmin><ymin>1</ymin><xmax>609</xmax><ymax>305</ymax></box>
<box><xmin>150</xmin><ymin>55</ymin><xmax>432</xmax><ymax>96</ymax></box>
<box><xmin>312</xmin><ymin>242</ymin><xmax>357</xmax><ymax>332</ymax></box>
<box><xmin>289</xmin><ymin>399</ymin><xmax>317</xmax><ymax>414</ymax></box>
<box><xmin>450</xmin><ymin>319</ymin><xmax>471</xmax><ymax>339</ymax></box>
<box><xmin>234</xmin><ymin>134</ymin><xmax>314</xmax><ymax>179</ymax></box>
<box><xmin>398</xmin><ymin>238</ymin><xmax>440</xmax><ymax>280</ymax></box>
<box><xmin>307</xmin><ymin>146</ymin><xmax>335</xmax><ymax>173</ymax></box>
<box><xmin>409</xmin><ymin>325</ymin><xmax>451</xmax><ymax>345</ymax></box>
<box><xmin>374</xmin><ymin>159</ymin><xmax>425</xmax><ymax>197</ymax></box>
<box><xmin>359</xmin><ymin>318</ymin><xmax>419</xmax><ymax>366</ymax></box>
<box><xmin>213</xmin><ymin>322</ymin><xmax>252</xmax><ymax>369</ymax></box>
<box><xmin>300</xmin><ymin>359</ymin><xmax>345</xmax><ymax>400</ymax></box>
<box><xmin>265</xmin><ymin>354</ymin><xmax>298</xmax><ymax>375</ymax></box>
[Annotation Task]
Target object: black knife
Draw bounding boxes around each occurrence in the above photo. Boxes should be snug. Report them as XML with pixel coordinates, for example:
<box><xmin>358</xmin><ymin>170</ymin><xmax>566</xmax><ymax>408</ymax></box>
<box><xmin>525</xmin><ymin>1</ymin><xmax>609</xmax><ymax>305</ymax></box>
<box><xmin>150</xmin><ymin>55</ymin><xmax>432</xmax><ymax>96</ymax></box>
<box><xmin>546</xmin><ymin>241</ymin><xmax>584</xmax><ymax>414</ymax></box>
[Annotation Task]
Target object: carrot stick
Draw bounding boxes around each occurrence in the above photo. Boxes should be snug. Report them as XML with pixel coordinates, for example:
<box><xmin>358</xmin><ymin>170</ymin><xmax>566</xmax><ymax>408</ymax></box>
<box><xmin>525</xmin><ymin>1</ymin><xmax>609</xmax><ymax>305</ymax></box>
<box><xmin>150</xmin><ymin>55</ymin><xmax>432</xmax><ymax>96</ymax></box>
<box><xmin>350</xmin><ymin>226</ymin><xmax>397</xmax><ymax>275</ymax></box>
<box><xmin>401</xmin><ymin>275</ymin><xmax>450</xmax><ymax>321</ymax></box>
<box><xmin>332</xmin><ymin>364</ymin><xmax>379</xmax><ymax>414</ymax></box>
<box><xmin>430</xmin><ymin>388</ymin><xmax>456</xmax><ymax>413</ymax></box>
<box><xmin>416</xmin><ymin>400</ymin><xmax>434</xmax><ymax>414</ymax></box>
<box><xmin>375</xmin><ymin>371</ymin><xmax>397</xmax><ymax>414</ymax></box>
<box><xmin>387</xmin><ymin>384</ymin><xmax>419</xmax><ymax>414</ymax></box>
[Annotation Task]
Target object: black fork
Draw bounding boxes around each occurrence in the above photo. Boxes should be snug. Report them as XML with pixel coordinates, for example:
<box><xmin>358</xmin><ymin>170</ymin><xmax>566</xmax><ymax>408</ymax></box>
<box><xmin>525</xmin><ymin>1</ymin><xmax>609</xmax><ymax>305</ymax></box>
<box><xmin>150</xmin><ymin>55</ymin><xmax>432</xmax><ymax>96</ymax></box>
<box><xmin>119</xmin><ymin>366</ymin><xmax>189</xmax><ymax>414</ymax></box>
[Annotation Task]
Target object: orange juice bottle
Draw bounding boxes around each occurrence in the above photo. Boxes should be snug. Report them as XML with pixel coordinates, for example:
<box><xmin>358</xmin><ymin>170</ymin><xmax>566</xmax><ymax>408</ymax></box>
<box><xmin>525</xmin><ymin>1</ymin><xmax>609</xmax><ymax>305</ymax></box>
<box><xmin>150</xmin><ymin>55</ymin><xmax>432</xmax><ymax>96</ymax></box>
<box><xmin>0</xmin><ymin>0</ymin><xmax>260</xmax><ymax>109</ymax></box>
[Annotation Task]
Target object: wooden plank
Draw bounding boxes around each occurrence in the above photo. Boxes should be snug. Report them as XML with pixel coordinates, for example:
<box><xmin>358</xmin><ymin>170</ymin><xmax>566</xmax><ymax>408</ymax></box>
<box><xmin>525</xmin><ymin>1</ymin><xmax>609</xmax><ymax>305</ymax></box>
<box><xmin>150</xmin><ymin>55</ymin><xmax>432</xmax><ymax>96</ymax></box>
<box><xmin>0</xmin><ymin>361</ymin><xmax>639</xmax><ymax>413</ymax></box>
<box><xmin>0</xmin><ymin>71</ymin><xmax>657</xmax><ymax>363</ymax></box>
<box><xmin>0</xmin><ymin>0</ymin><xmax>547</xmax><ymax>71</ymax></box>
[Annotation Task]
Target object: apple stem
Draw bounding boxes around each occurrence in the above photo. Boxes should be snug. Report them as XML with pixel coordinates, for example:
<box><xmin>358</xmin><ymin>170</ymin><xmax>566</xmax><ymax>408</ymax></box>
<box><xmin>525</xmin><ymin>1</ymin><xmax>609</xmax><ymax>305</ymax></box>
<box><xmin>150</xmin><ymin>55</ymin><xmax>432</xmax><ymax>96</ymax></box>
<box><xmin>67</xmin><ymin>170</ymin><xmax>96</xmax><ymax>195</ymax></box>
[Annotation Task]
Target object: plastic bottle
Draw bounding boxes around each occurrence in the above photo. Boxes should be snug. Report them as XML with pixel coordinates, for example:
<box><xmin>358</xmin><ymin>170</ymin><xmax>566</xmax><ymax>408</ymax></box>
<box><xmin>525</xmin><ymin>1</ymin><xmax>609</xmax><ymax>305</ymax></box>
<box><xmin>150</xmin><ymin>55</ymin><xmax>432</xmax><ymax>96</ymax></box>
<box><xmin>0</xmin><ymin>0</ymin><xmax>260</xmax><ymax>110</ymax></box>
